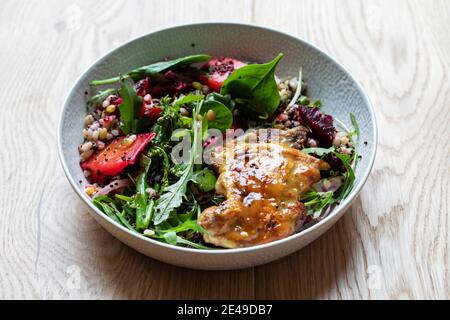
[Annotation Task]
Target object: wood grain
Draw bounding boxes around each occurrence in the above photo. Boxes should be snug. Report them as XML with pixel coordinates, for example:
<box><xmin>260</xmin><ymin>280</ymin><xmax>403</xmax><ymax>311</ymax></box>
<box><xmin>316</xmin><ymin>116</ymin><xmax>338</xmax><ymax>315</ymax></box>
<box><xmin>0</xmin><ymin>0</ymin><xmax>448</xmax><ymax>299</ymax></box>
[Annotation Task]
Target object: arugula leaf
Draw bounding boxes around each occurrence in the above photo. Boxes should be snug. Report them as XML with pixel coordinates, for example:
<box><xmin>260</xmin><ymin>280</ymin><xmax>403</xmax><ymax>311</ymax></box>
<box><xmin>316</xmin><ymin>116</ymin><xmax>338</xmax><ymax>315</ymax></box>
<box><xmin>175</xmin><ymin>237</ymin><xmax>210</xmax><ymax>249</ymax></box>
<box><xmin>134</xmin><ymin>151</ymin><xmax>153</xmax><ymax>230</ymax></box>
<box><xmin>302</xmin><ymin>147</ymin><xmax>335</xmax><ymax>156</ymax></box>
<box><xmin>173</xmin><ymin>93</ymin><xmax>204</xmax><ymax>110</ymax></box>
<box><xmin>158</xmin><ymin>217</ymin><xmax>205</xmax><ymax>235</ymax></box>
<box><xmin>221</xmin><ymin>53</ymin><xmax>284</xmax><ymax>119</ymax></box>
<box><xmin>87</xmin><ymin>88</ymin><xmax>117</xmax><ymax>108</ymax></box>
<box><xmin>288</xmin><ymin>67</ymin><xmax>302</xmax><ymax>108</ymax></box>
<box><xmin>118</xmin><ymin>78</ymin><xmax>143</xmax><ymax>134</ymax></box>
<box><xmin>91</xmin><ymin>54</ymin><xmax>210</xmax><ymax>86</ymax></box>
<box><xmin>303</xmin><ymin>191</ymin><xmax>334</xmax><ymax>219</ymax></box>
<box><xmin>93</xmin><ymin>196</ymin><xmax>137</xmax><ymax>232</ymax></box>
<box><xmin>153</xmin><ymin>101</ymin><xmax>204</xmax><ymax>225</ymax></box>
<box><xmin>334</xmin><ymin>151</ymin><xmax>356</xmax><ymax>200</ymax></box>
<box><xmin>350</xmin><ymin>113</ymin><xmax>360</xmax><ymax>138</ymax></box>
<box><xmin>190</xmin><ymin>168</ymin><xmax>217</xmax><ymax>192</ymax></box>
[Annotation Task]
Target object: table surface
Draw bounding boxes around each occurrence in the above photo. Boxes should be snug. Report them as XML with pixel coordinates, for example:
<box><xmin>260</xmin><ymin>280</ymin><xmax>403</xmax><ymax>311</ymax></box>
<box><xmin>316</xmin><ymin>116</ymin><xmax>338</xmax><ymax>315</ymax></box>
<box><xmin>1</xmin><ymin>0</ymin><xmax>449</xmax><ymax>300</ymax></box>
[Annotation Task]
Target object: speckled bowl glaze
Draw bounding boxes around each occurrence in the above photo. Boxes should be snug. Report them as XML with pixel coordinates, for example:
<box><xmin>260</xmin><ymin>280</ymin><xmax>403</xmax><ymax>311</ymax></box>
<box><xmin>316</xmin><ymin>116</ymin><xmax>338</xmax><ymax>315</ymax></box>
<box><xmin>58</xmin><ymin>23</ymin><xmax>377</xmax><ymax>270</ymax></box>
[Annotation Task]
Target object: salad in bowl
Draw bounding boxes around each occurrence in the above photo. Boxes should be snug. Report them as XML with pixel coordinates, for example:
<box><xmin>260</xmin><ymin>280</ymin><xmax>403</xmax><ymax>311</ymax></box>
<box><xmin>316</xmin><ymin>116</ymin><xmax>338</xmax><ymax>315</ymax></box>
<box><xmin>78</xmin><ymin>53</ymin><xmax>359</xmax><ymax>249</ymax></box>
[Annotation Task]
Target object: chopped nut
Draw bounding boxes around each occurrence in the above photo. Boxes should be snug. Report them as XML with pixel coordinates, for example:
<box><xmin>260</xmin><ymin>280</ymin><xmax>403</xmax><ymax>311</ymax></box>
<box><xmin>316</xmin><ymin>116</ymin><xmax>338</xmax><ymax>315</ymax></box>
<box><xmin>102</xmin><ymin>100</ymin><xmax>110</xmax><ymax>108</ymax></box>
<box><xmin>207</xmin><ymin>109</ymin><xmax>216</xmax><ymax>122</ymax></box>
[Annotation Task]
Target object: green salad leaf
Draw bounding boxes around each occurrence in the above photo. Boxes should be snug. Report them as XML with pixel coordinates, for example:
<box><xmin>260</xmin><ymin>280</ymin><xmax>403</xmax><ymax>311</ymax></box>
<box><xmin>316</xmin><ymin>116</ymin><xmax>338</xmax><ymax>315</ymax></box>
<box><xmin>91</xmin><ymin>54</ymin><xmax>210</xmax><ymax>86</ymax></box>
<box><xmin>302</xmin><ymin>147</ymin><xmax>335</xmax><ymax>157</ymax></box>
<box><xmin>87</xmin><ymin>88</ymin><xmax>117</xmax><ymax>108</ymax></box>
<box><xmin>118</xmin><ymin>78</ymin><xmax>144</xmax><ymax>134</ymax></box>
<box><xmin>205</xmin><ymin>92</ymin><xmax>235</xmax><ymax>110</ymax></box>
<box><xmin>190</xmin><ymin>168</ymin><xmax>217</xmax><ymax>192</ymax></box>
<box><xmin>152</xmin><ymin>101</ymin><xmax>203</xmax><ymax>225</ymax></box>
<box><xmin>221</xmin><ymin>53</ymin><xmax>284</xmax><ymax>119</ymax></box>
<box><xmin>93</xmin><ymin>195</ymin><xmax>136</xmax><ymax>232</ymax></box>
<box><xmin>200</xmin><ymin>97</ymin><xmax>233</xmax><ymax>133</ymax></box>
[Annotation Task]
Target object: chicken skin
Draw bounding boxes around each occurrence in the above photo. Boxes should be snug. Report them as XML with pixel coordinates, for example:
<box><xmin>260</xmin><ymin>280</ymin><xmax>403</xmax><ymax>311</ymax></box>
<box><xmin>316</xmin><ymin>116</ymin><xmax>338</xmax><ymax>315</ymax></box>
<box><xmin>198</xmin><ymin>134</ymin><xmax>329</xmax><ymax>248</ymax></box>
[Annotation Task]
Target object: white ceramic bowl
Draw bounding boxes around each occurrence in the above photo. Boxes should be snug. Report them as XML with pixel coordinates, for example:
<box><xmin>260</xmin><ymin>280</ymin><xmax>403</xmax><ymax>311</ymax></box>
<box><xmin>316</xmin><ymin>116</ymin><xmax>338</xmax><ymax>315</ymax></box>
<box><xmin>58</xmin><ymin>23</ymin><xmax>377</xmax><ymax>270</ymax></box>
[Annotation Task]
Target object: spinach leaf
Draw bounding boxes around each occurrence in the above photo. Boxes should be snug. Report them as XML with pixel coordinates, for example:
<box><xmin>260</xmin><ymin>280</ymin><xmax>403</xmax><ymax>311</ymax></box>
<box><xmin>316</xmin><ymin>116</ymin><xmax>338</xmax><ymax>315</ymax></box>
<box><xmin>91</xmin><ymin>54</ymin><xmax>210</xmax><ymax>86</ymax></box>
<box><xmin>190</xmin><ymin>168</ymin><xmax>217</xmax><ymax>192</ymax></box>
<box><xmin>118</xmin><ymin>78</ymin><xmax>143</xmax><ymax>134</ymax></box>
<box><xmin>199</xmin><ymin>99</ymin><xmax>233</xmax><ymax>133</ymax></box>
<box><xmin>221</xmin><ymin>53</ymin><xmax>284</xmax><ymax>119</ymax></box>
<box><xmin>205</xmin><ymin>92</ymin><xmax>235</xmax><ymax>110</ymax></box>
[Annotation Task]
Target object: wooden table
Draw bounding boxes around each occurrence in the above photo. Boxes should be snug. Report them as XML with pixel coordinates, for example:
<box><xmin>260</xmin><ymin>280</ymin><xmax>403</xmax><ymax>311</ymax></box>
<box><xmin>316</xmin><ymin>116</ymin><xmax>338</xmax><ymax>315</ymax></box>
<box><xmin>1</xmin><ymin>0</ymin><xmax>449</xmax><ymax>299</ymax></box>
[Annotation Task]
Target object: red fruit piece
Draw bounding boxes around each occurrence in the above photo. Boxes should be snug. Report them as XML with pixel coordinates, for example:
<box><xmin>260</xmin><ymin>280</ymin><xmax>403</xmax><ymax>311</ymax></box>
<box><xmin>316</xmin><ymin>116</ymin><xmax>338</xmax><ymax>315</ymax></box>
<box><xmin>199</xmin><ymin>57</ymin><xmax>246</xmax><ymax>92</ymax></box>
<box><xmin>81</xmin><ymin>132</ymin><xmax>155</xmax><ymax>182</ymax></box>
<box><xmin>134</xmin><ymin>77</ymin><xmax>150</xmax><ymax>97</ymax></box>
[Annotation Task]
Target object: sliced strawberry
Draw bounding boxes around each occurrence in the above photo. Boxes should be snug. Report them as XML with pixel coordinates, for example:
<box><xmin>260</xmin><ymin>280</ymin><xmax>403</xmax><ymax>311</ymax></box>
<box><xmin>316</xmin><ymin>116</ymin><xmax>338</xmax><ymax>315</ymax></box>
<box><xmin>81</xmin><ymin>132</ymin><xmax>155</xmax><ymax>182</ymax></box>
<box><xmin>198</xmin><ymin>57</ymin><xmax>246</xmax><ymax>92</ymax></box>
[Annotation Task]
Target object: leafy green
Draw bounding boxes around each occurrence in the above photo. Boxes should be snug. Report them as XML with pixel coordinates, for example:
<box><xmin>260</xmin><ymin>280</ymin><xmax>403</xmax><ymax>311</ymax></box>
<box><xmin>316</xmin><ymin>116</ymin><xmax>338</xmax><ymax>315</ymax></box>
<box><xmin>134</xmin><ymin>151</ymin><xmax>153</xmax><ymax>230</ymax></box>
<box><xmin>93</xmin><ymin>196</ymin><xmax>136</xmax><ymax>232</ymax></box>
<box><xmin>163</xmin><ymin>231</ymin><xmax>178</xmax><ymax>245</ymax></box>
<box><xmin>200</xmin><ymin>98</ymin><xmax>233</xmax><ymax>132</ymax></box>
<box><xmin>302</xmin><ymin>147</ymin><xmax>335</xmax><ymax>156</ymax></box>
<box><xmin>87</xmin><ymin>88</ymin><xmax>117</xmax><ymax>108</ymax></box>
<box><xmin>91</xmin><ymin>54</ymin><xmax>210</xmax><ymax>86</ymax></box>
<box><xmin>190</xmin><ymin>168</ymin><xmax>217</xmax><ymax>192</ymax></box>
<box><xmin>205</xmin><ymin>92</ymin><xmax>235</xmax><ymax>110</ymax></box>
<box><xmin>117</xmin><ymin>78</ymin><xmax>144</xmax><ymax>134</ymax></box>
<box><xmin>288</xmin><ymin>67</ymin><xmax>302</xmax><ymax>108</ymax></box>
<box><xmin>301</xmin><ymin>191</ymin><xmax>334</xmax><ymax>219</ymax></box>
<box><xmin>152</xmin><ymin>101</ymin><xmax>204</xmax><ymax>225</ymax></box>
<box><xmin>158</xmin><ymin>216</ymin><xmax>205</xmax><ymax>235</ymax></box>
<box><xmin>173</xmin><ymin>94</ymin><xmax>204</xmax><ymax>110</ymax></box>
<box><xmin>334</xmin><ymin>153</ymin><xmax>355</xmax><ymax>200</ymax></box>
<box><xmin>132</xmin><ymin>147</ymin><xmax>170</xmax><ymax>230</ymax></box>
<box><xmin>350</xmin><ymin>113</ymin><xmax>360</xmax><ymax>138</ymax></box>
<box><xmin>300</xmin><ymin>114</ymin><xmax>361</xmax><ymax>218</ymax></box>
<box><xmin>221</xmin><ymin>54</ymin><xmax>284</xmax><ymax>119</ymax></box>
<box><xmin>151</xmin><ymin>97</ymin><xmax>185</xmax><ymax>146</ymax></box>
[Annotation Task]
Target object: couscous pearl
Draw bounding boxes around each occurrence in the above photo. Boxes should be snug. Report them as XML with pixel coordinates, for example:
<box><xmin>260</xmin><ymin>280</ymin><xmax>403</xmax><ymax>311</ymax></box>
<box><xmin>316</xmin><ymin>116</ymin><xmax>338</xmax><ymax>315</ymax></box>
<box><xmin>102</xmin><ymin>100</ymin><xmax>110</xmax><ymax>108</ymax></box>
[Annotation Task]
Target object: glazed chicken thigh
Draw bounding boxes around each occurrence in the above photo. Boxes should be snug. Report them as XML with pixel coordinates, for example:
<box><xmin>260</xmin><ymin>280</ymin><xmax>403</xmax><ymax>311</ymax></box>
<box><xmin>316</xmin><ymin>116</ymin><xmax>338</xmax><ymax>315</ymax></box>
<box><xmin>198</xmin><ymin>133</ymin><xmax>329</xmax><ymax>248</ymax></box>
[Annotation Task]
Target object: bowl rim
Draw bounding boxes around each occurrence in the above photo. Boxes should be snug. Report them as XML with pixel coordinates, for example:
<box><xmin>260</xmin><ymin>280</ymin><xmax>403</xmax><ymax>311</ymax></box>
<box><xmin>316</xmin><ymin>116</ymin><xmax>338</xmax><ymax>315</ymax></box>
<box><xmin>57</xmin><ymin>22</ymin><xmax>378</xmax><ymax>255</ymax></box>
